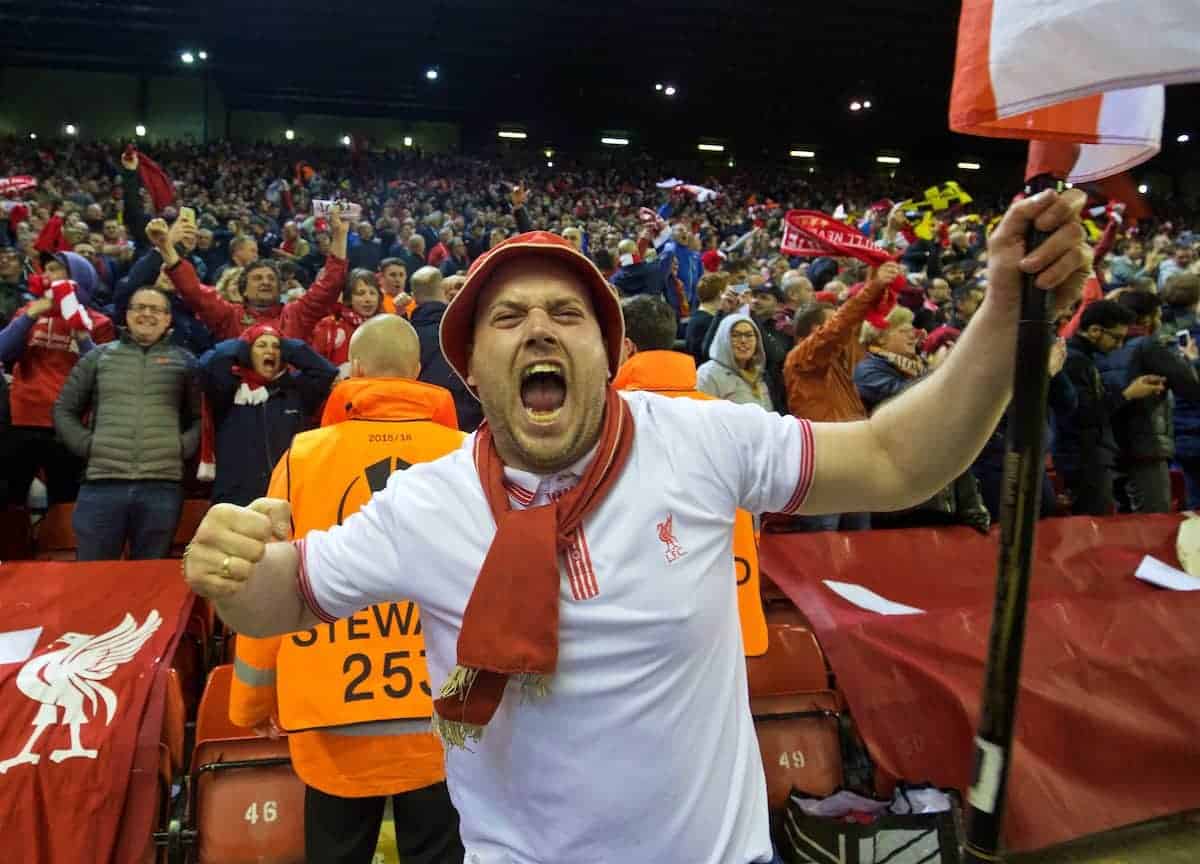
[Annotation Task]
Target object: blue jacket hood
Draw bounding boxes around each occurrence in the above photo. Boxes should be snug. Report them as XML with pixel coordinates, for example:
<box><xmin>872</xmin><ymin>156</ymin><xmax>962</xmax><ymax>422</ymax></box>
<box><xmin>56</xmin><ymin>252</ymin><xmax>99</xmax><ymax>305</ymax></box>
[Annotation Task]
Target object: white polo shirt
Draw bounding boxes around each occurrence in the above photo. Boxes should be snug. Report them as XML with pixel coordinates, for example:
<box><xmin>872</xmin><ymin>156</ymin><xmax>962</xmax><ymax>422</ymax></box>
<box><xmin>297</xmin><ymin>391</ymin><xmax>815</xmax><ymax>864</ymax></box>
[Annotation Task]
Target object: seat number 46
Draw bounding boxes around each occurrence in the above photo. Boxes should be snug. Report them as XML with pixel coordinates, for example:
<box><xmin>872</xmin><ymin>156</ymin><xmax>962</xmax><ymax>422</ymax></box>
<box><xmin>244</xmin><ymin>801</ymin><xmax>279</xmax><ymax>824</ymax></box>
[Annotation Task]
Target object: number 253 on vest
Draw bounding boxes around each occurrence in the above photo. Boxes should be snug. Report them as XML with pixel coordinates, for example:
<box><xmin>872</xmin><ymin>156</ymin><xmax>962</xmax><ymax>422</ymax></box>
<box><xmin>275</xmin><ymin>600</ymin><xmax>432</xmax><ymax>731</ymax></box>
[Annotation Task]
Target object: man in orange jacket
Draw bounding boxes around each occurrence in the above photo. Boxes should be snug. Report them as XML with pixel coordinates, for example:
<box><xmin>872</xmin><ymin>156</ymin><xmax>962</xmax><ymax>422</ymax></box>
<box><xmin>613</xmin><ymin>294</ymin><xmax>768</xmax><ymax>656</ymax></box>
<box><xmin>228</xmin><ymin>314</ymin><xmax>465</xmax><ymax>863</ymax></box>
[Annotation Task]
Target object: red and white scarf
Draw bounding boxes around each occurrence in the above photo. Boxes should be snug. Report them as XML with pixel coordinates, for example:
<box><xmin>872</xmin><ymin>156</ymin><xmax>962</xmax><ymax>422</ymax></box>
<box><xmin>44</xmin><ymin>279</ymin><xmax>94</xmax><ymax>333</ymax></box>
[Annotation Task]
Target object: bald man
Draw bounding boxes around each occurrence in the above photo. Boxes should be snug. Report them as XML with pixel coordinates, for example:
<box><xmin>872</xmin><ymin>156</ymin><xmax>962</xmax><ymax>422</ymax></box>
<box><xmin>408</xmin><ymin>267</ymin><xmax>484</xmax><ymax>431</ymax></box>
<box><xmin>229</xmin><ymin>313</ymin><xmax>465</xmax><ymax>864</ymax></box>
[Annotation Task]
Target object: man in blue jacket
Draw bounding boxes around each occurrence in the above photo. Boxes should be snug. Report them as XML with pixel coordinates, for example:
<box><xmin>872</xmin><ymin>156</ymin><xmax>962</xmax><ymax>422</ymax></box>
<box><xmin>658</xmin><ymin>223</ymin><xmax>702</xmax><ymax>311</ymax></box>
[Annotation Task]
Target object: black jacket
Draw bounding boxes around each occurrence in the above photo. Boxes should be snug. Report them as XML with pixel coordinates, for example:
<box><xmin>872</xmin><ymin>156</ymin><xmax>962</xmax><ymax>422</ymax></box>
<box><xmin>1099</xmin><ymin>330</ymin><xmax>1200</xmax><ymax>462</ymax></box>
<box><xmin>1056</xmin><ymin>335</ymin><xmax>1127</xmax><ymax>472</ymax></box>
<box><xmin>686</xmin><ymin>310</ymin><xmax>714</xmax><ymax>366</ymax></box>
<box><xmin>197</xmin><ymin>338</ymin><xmax>337</xmax><ymax>506</ymax></box>
<box><xmin>396</xmin><ymin>250</ymin><xmax>426</xmax><ymax>286</ymax></box>
<box><xmin>612</xmin><ymin>262</ymin><xmax>668</xmax><ymax>302</ymax></box>
<box><xmin>349</xmin><ymin>238</ymin><xmax>383</xmax><ymax>272</ymax></box>
<box><xmin>409</xmin><ymin>301</ymin><xmax>484</xmax><ymax>432</ymax></box>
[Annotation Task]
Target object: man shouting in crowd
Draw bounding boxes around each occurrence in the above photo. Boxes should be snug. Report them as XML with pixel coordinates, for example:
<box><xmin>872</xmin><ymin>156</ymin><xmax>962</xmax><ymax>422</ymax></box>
<box><xmin>183</xmin><ymin>189</ymin><xmax>1091</xmax><ymax>864</ymax></box>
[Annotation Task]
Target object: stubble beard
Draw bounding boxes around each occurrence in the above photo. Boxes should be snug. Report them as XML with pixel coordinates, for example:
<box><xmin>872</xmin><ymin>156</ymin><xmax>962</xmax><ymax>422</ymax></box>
<box><xmin>480</xmin><ymin>386</ymin><xmax>606</xmax><ymax>475</ymax></box>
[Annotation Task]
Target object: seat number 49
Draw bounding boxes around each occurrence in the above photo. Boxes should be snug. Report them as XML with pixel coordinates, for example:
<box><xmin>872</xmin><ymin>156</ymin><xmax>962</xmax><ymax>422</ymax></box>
<box><xmin>244</xmin><ymin>801</ymin><xmax>279</xmax><ymax>824</ymax></box>
<box><xmin>779</xmin><ymin>750</ymin><xmax>806</xmax><ymax>769</ymax></box>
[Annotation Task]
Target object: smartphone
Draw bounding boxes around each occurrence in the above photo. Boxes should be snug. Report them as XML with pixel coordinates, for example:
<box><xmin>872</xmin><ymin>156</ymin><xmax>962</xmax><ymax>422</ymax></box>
<box><xmin>1178</xmin><ymin>331</ymin><xmax>1191</xmax><ymax>349</ymax></box>
<box><xmin>179</xmin><ymin>206</ymin><xmax>196</xmax><ymax>225</ymax></box>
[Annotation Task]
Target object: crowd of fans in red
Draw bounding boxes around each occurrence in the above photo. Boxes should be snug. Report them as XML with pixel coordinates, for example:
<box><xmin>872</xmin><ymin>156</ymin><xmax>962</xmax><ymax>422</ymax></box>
<box><xmin>1</xmin><ymin>137</ymin><xmax>1198</xmax><ymax>559</ymax></box>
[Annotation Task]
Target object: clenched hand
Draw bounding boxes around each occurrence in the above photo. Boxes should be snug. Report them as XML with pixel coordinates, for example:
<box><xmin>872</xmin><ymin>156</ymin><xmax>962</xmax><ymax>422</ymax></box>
<box><xmin>183</xmin><ymin>498</ymin><xmax>292</xmax><ymax>600</ymax></box>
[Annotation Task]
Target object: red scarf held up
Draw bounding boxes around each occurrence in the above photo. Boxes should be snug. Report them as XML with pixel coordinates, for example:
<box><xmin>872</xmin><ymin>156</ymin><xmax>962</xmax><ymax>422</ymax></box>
<box><xmin>126</xmin><ymin>146</ymin><xmax>175</xmax><ymax>211</ymax></box>
<box><xmin>431</xmin><ymin>387</ymin><xmax>635</xmax><ymax>746</ymax></box>
<box><xmin>34</xmin><ymin>215</ymin><xmax>68</xmax><ymax>255</ymax></box>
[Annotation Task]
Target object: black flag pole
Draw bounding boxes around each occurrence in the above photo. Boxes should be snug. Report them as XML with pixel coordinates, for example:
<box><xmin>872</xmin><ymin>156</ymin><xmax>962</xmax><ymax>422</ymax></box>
<box><xmin>962</xmin><ymin>170</ymin><xmax>1064</xmax><ymax>863</ymax></box>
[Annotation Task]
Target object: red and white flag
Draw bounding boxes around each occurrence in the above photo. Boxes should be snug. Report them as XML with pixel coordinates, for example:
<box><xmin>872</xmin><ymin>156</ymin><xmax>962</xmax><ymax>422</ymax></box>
<box><xmin>656</xmin><ymin>178</ymin><xmax>720</xmax><ymax>203</ymax></box>
<box><xmin>949</xmin><ymin>0</ymin><xmax>1199</xmax><ymax>182</ymax></box>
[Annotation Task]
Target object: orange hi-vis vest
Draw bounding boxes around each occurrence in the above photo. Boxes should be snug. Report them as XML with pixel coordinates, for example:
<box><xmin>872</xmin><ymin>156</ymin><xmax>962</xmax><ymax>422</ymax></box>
<box><xmin>229</xmin><ymin>377</ymin><xmax>465</xmax><ymax>797</ymax></box>
<box><xmin>614</xmin><ymin>350</ymin><xmax>769</xmax><ymax>656</ymax></box>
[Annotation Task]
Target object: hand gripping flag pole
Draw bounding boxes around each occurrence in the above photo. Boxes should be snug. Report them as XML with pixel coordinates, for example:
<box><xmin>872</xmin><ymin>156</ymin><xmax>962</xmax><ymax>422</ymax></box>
<box><xmin>961</xmin><ymin>163</ymin><xmax>1064</xmax><ymax>864</ymax></box>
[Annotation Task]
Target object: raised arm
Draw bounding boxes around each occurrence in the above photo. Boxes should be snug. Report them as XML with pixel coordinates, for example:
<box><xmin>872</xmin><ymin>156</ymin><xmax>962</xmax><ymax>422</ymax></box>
<box><xmin>786</xmin><ymin>268</ymin><xmax>889</xmax><ymax>373</ymax></box>
<box><xmin>196</xmin><ymin>339</ymin><xmax>245</xmax><ymax>409</ymax></box>
<box><xmin>800</xmin><ymin>189</ymin><xmax>1092</xmax><ymax>516</ymax></box>
<box><xmin>280</xmin><ymin>207</ymin><xmax>349</xmax><ymax>341</ymax></box>
<box><xmin>279</xmin><ymin>338</ymin><xmax>338</xmax><ymax>415</ymax></box>
<box><xmin>121</xmin><ymin>150</ymin><xmax>149</xmax><ymax>257</ymax></box>
<box><xmin>152</xmin><ymin>218</ymin><xmax>241</xmax><ymax>340</ymax></box>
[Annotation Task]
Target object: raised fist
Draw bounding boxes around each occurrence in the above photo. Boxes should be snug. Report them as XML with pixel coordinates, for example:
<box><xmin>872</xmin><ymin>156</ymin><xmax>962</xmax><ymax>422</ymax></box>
<box><xmin>183</xmin><ymin>498</ymin><xmax>293</xmax><ymax>600</ymax></box>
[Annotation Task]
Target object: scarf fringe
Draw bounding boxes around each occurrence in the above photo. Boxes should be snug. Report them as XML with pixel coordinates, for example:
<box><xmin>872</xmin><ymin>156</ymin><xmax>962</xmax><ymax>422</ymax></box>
<box><xmin>519</xmin><ymin>672</ymin><xmax>551</xmax><ymax>702</ymax></box>
<box><xmin>438</xmin><ymin>664</ymin><xmax>479</xmax><ymax>700</ymax></box>
<box><xmin>432</xmin><ymin>667</ymin><xmax>553</xmax><ymax>750</ymax></box>
<box><xmin>431</xmin><ymin>713</ymin><xmax>484</xmax><ymax>751</ymax></box>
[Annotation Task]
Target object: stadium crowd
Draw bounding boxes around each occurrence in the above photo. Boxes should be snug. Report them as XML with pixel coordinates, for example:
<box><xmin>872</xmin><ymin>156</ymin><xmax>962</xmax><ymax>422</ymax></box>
<box><xmin>1</xmin><ymin>136</ymin><xmax>1199</xmax><ymax>558</ymax></box>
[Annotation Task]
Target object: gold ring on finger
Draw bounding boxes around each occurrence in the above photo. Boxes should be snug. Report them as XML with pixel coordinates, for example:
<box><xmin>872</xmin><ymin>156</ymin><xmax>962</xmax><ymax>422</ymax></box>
<box><xmin>221</xmin><ymin>555</ymin><xmax>233</xmax><ymax>577</ymax></box>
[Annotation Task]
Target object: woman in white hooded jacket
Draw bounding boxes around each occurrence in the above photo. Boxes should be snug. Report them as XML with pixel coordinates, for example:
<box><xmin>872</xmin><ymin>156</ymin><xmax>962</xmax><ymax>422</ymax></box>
<box><xmin>696</xmin><ymin>312</ymin><xmax>774</xmax><ymax>412</ymax></box>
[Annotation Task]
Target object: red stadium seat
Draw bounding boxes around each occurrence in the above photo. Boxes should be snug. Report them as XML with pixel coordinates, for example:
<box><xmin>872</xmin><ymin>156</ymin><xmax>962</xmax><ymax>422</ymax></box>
<box><xmin>0</xmin><ymin>508</ymin><xmax>33</xmax><ymax>561</ymax></box>
<box><xmin>161</xmin><ymin>667</ymin><xmax>187</xmax><ymax>779</ymax></box>
<box><xmin>746</xmin><ymin>601</ymin><xmax>830</xmax><ymax>698</ymax></box>
<box><xmin>751</xmin><ymin>689</ymin><xmax>846</xmax><ymax>811</ymax></box>
<box><xmin>188</xmin><ymin>665</ymin><xmax>305</xmax><ymax>864</ymax></box>
<box><xmin>747</xmin><ymin>600</ymin><xmax>853</xmax><ymax>811</ymax></box>
<box><xmin>34</xmin><ymin>503</ymin><xmax>77</xmax><ymax>560</ymax></box>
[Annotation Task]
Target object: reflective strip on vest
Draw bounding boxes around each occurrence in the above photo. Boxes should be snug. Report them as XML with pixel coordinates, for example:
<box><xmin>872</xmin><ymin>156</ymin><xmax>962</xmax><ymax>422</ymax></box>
<box><xmin>233</xmin><ymin>655</ymin><xmax>278</xmax><ymax>688</ymax></box>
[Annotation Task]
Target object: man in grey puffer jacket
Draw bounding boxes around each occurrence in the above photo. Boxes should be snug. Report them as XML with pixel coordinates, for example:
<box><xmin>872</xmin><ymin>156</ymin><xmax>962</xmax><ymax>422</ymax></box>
<box><xmin>54</xmin><ymin>286</ymin><xmax>201</xmax><ymax>560</ymax></box>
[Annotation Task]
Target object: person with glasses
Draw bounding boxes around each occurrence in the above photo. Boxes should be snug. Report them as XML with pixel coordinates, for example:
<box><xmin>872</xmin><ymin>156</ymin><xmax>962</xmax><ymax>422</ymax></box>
<box><xmin>1057</xmin><ymin>299</ymin><xmax>1166</xmax><ymax>516</ymax></box>
<box><xmin>697</xmin><ymin>313</ymin><xmax>775</xmax><ymax>412</ymax></box>
<box><xmin>53</xmin><ymin>285</ymin><xmax>201</xmax><ymax>560</ymax></box>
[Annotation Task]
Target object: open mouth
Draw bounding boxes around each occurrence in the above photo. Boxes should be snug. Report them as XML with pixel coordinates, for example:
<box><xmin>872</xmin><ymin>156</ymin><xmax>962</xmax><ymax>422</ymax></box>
<box><xmin>261</xmin><ymin>357</ymin><xmax>279</xmax><ymax>373</ymax></box>
<box><xmin>519</xmin><ymin>362</ymin><xmax>567</xmax><ymax>423</ymax></box>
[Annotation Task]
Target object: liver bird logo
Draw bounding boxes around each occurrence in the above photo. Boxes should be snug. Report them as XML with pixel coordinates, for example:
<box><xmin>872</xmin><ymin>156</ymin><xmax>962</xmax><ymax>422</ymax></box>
<box><xmin>656</xmin><ymin>513</ymin><xmax>687</xmax><ymax>564</ymax></box>
<box><xmin>0</xmin><ymin>611</ymin><xmax>161</xmax><ymax>773</ymax></box>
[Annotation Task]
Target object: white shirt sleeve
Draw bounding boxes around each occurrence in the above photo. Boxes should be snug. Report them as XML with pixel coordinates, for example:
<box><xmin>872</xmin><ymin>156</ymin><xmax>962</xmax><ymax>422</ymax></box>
<box><xmin>689</xmin><ymin>399</ymin><xmax>814</xmax><ymax>515</ymax></box>
<box><xmin>295</xmin><ymin>459</ymin><xmax>447</xmax><ymax>623</ymax></box>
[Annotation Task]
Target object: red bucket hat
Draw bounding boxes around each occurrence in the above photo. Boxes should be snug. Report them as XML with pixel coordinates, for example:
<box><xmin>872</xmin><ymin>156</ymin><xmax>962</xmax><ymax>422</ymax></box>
<box><xmin>439</xmin><ymin>231</ymin><xmax>625</xmax><ymax>392</ymax></box>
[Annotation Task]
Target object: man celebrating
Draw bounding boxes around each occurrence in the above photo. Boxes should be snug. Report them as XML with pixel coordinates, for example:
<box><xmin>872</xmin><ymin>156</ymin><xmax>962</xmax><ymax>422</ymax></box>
<box><xmin>230</xmin><ymin>315</ymin><xmax>464</xmax><ymax>863</ymax></box>
<box><xmin>614</xmin><ymin>294</ymin><xmax>768</xmax><ymax>655</ymax></box>
<box><xmin>183</xmin><ymin>190</ymin><xmax>1091</xmax><ymax>863</ymax></box>
<box><xmin>151</xmin><ymin>207</ymin><xmax>348</xmax><ymax>341</ymax></box>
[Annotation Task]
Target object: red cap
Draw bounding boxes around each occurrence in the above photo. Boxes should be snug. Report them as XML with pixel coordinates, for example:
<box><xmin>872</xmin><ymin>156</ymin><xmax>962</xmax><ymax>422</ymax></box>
<box><xmin>240</xmin><ymin>323</ymin><xmax>281</xmax><ymax>346</ymax></box>
<box><xmin>700</xmin><ymin>249</ymin><xmax>723</xmax><ymax>273</ymax></box>
<box><xmin>921</xmin><ymin>325</ymin><xmax>961</xmax><ymax>355</ymax></box>
<box><xmin>439</xmin><ymin>231</ymin><xmax>624</xmax><ymax>391</ymax></box>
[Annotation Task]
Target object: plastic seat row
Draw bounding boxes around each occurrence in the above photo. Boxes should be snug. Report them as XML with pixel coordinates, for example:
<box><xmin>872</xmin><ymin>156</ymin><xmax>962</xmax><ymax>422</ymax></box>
<box><xmin>4</xmin><ymin>499</ymin><xmax>212</xmax><ymax>561</ymax></box>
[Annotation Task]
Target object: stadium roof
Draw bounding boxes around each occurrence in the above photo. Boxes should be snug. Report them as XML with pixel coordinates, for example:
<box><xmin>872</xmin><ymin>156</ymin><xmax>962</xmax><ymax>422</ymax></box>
<box><xmin>2</xmin><ymin>0</ymin><xmax>1195</xmax><ymax>165</ymax></box>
